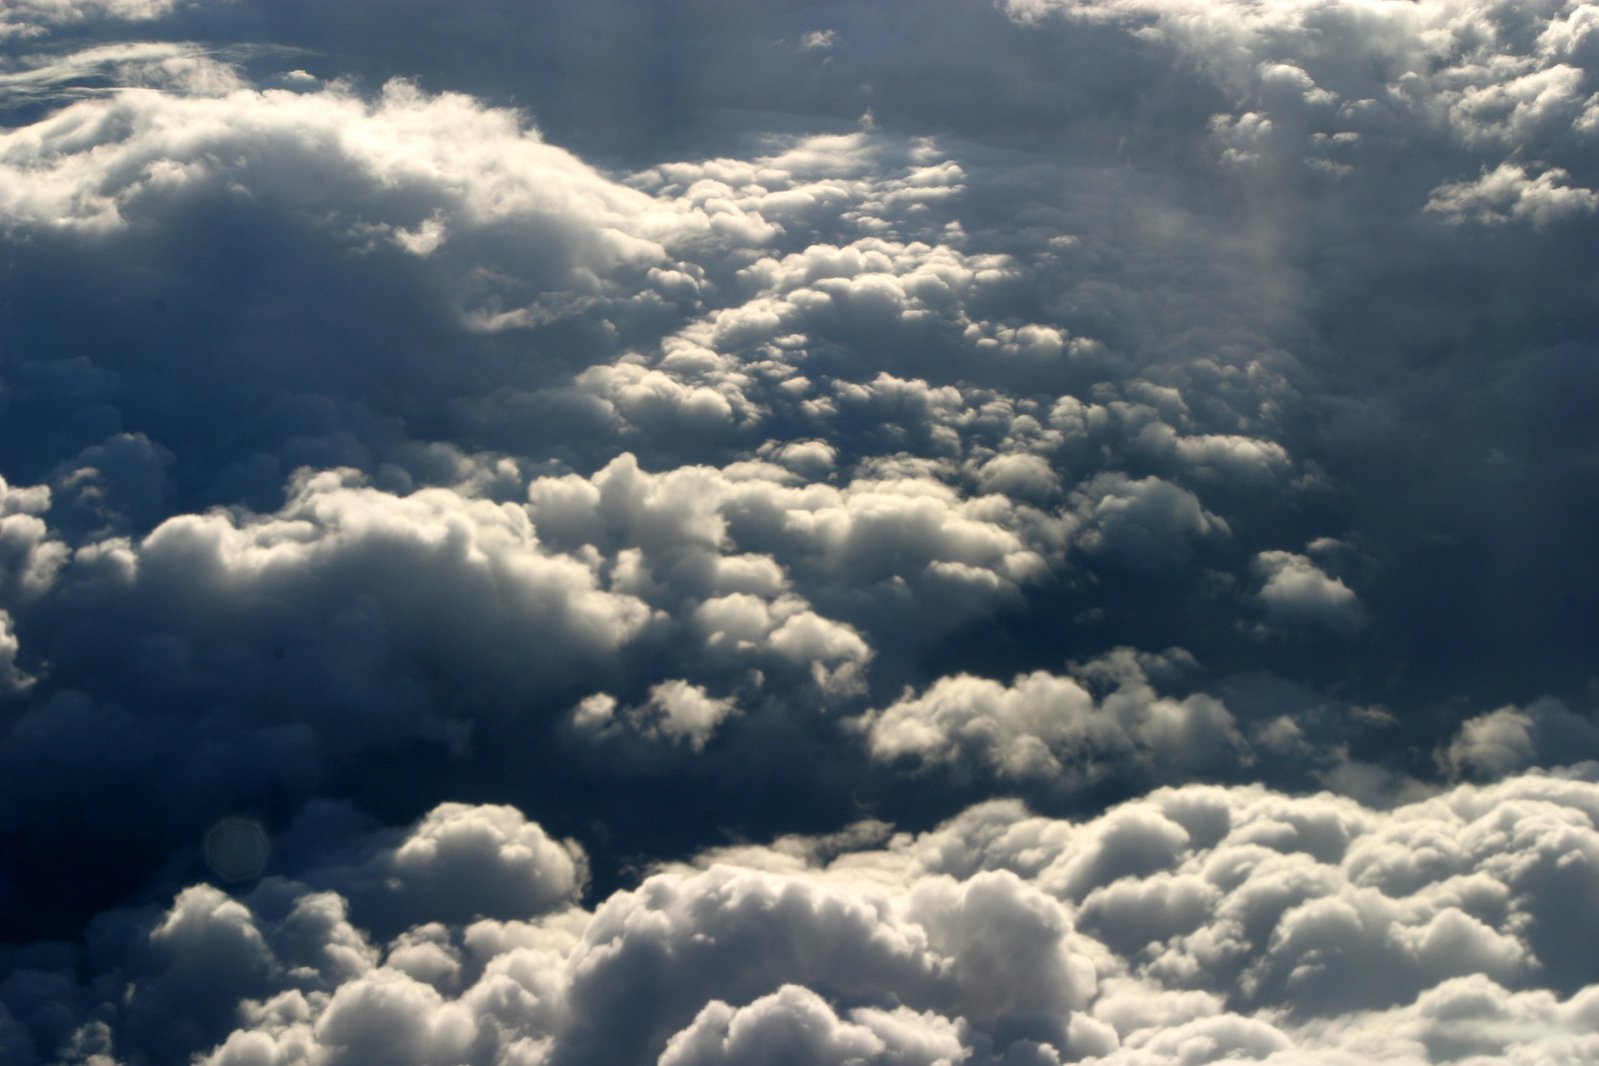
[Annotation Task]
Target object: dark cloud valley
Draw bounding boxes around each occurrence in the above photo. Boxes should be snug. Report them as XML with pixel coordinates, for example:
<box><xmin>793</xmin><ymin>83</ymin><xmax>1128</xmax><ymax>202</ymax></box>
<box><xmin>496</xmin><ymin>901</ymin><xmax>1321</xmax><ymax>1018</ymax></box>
<box><xmin>1</xmin><ymin>1</ymin><xmax>1598</xmax><ymax>1063</ymax></box>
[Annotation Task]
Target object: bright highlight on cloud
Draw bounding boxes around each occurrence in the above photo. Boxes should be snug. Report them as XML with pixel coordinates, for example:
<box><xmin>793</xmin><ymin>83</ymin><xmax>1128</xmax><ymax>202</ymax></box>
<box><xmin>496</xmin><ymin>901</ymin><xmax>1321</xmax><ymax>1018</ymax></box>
<box><xmin>0</xmin><ymin>1</ymin><xmax>1594</xmax><ymax>1063</ymax></box>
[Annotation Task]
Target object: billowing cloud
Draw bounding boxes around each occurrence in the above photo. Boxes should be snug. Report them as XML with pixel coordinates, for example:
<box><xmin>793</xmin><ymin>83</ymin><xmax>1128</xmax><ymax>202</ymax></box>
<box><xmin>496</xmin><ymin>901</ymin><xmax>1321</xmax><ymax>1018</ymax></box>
<box><xmin>1425</xmin><ymin>162</ymin><xmax>1599</xmax><ymax>225</ymax></box>
<box><xmin>6</xmin><ymin>772</ymin><xmax>1599</xmax><ymax>1063</ymax></box>
<box><xmin>858</xmin><ymin>648</ymin><xmax>1246</xmax><ymax>789</ymax></box>
<box><xmin>0</xmin><ymin>0</ymin><xmax>177</xmax><ymax>41</ymax></box>
<box><xmin>1</xmin><ymin>1</ymin><xmax>1596</xmax><ymax>1061</ymax></box>
<box><xmin>1003</xmin><ymin>0</ymin><xmax>1599</xmax><ymax>162</ymax></box>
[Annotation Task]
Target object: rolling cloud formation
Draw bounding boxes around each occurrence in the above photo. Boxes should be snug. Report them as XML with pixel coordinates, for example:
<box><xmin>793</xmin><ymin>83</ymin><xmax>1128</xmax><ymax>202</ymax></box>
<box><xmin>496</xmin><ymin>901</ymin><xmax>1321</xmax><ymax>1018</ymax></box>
<box><xmin>0</xmin><ymin>1</ymin><xmax>1596</xmax><ymax>1063</ymax></box>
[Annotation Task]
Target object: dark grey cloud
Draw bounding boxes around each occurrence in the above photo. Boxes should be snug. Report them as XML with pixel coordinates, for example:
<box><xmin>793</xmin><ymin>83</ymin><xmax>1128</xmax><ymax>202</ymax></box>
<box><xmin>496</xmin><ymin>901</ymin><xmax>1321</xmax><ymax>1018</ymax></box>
<box><xmin>0</xmin><ymin>1</ymin><xmax>1596</xmax><ymax>1061</ymax></box>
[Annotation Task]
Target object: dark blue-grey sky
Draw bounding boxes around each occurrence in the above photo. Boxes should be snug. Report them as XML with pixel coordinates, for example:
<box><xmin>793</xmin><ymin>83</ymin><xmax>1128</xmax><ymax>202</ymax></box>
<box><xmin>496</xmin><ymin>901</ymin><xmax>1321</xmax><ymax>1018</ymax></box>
<box><xmin>2</xmin><ymin>2</ymin><xmax>1597</xmax><ymax>1063</ymax></box>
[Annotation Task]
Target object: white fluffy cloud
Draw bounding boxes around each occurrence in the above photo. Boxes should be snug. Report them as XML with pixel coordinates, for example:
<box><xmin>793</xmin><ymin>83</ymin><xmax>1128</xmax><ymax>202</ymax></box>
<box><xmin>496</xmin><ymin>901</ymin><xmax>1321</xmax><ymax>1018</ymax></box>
<box><xmin>341</xmin><ymin>802</ymin><xmax>588</xmax><ymax>927</ymax></box>
<box><xmin>572</xmin><ymin>680</ymin><xmax>741</xmax><ymax>751</ymax></box>
<box><xmin>0</xmin><ymin>72</ymin><xmax>708</xmax><ymax>337</ymax></box>
<box><xmin>858</xmin><ymin>648</ymin><xmax>1245</xmax><ymax>788</ymax></box>
<box><xmin>525</xmin><ymin>451</ymin><xmax>1064</xmax><ymax>646</ymax></box>
<box><xmin>0</xmin><ymin>475</ymin><xmax>66</xmax><ymax>602</ymax></box>
<box><xmin>1000</xmin><ymin>0</ymin><xmax>1599</xmax><ymax>272</ymax></box>
<box><xmin>1069</xmin><ymin>473</ymin><xmax>1228</xmax><ymax>571</ymax></box>
<box><xmin>0</xmin><ymin>0</ymin><xmax>177</xmax><ymax>40</ymax></box>
<box><xmin>49</xmin><ymin>466</ymin><xmax>657</xmax><ymax>730</ymax></box>
<box><xmin>15</xmin><ymin>769</ymin><xmax>1593</xmax><ymax>1065</ymax></box>
<box><xmin>1425</xmin><ymin>162</ymin><xmax>1599</xmax><ymax>225</ymax></box>
<box><xmin>1253</xmin><ymin>550</ymin><xmax>1367</xmax><ymax>635</ymax></box>
<box><xmin>658</xmin><ymin>985</ymin><xmax>968</xmax><ymax>1066</ymax></box>
<box><xmin>1004</xmin><ymin>0</ymin><xmax>1599</xmax><ymax>159</ymax></box>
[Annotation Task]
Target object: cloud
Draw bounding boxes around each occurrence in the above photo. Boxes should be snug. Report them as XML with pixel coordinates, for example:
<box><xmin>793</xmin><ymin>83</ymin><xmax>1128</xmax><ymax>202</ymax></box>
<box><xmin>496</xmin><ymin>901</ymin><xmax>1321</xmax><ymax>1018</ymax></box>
<box><xmin>1070</xmin><ymin>473</ymin><xmax>1229</xmax><ymax>571</ymax></box>
<box><xmin>325</xmin><ymin>802</ymin><xmax>589</xmax><ymax>928</ymax></box>
<box><xmin>1425</xmin><ymin>162</ymin><xmax>1599</xmax><ymax>226</ymax></box>
<box><xmin>0</xmin><ymin>611</ymin><xmax>31</xmax><ymax>694</ymax></box>
<box><xmin>0</xmin><ymin>3</ymin><xmax>1596</xmax><ymax>1062</ymax></box>
<box><xmin>659</xmin><ymin>985</ymin><xmax>966</xmax><ymax>1066</ymax></box>
<box><xmin>6</xmin><ymin>771</ymin><xmax>1598</xmax><ymax>1064</ymax></box>
<box><xmin>0</xmin><ymin>72</ymin><xmax>685</xmax><ymax>295</ymax></box>
<box><xmin>0</xmin><ymin>476</ymin><xmax>67</xmax><ymax>601</ymax></box>
<box><xmin>798</xmin><ymin>30</ymin><xmax>837</xmax><ymax>53</ymax></box>
<box><xmin>573</xmin><ymin>680</ymin><xmax>741</xmax><ymax>751</ymax></box>
<box><xmin>1437</xmin><ymin>698</ymin><xmax>1599</xmax><ymax>782</ymax></box>
<box><xmin>0</xmin><ymin>0</ymin><xmax>177</xmax><ymax>41</ymax></box>
<box><xmin>523</xmin><ymin>451</ymin><xmax>1064</xmax><ymax>648</ymax></box>
<box><xmin>857</xmin><ymin>648</ymin><xmax>1245</xmax><ymax>789</ymax></box>
<box><xmin>1252</xmin><ymin>550</ymin><xmax>1366</xmax><ymax>635</ymax></box>
<box><xmin>44</xmin><ymin>466</ymin><xmax>657</xmax><ymax>727</ymax></box>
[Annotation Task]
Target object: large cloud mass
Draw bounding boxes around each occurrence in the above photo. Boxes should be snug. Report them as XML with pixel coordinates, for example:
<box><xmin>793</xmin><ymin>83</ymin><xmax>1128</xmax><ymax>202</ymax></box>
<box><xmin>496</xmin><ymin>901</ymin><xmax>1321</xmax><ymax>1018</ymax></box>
<box><xmin>8</xmin><ymin>773</ymin><xmax>1599</xmax><ymax>1064</ymax></box>
<box><xmin>0</xmin><ymin>0</ymin><xmax>1595</xmax><ymax>1062</ymax></box>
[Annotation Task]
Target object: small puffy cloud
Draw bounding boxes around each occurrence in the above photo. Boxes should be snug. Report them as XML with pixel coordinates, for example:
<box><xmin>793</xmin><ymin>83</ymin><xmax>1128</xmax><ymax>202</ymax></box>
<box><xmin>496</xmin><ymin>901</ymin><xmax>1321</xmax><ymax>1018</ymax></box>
<box><xmin>975</xmin><ymin>452</ymin><xmax>1060</xmax><ymax>502</ymax></box>
<box><xmin>0</xmin><ymin>0</ymin><xmax>176</xmax><ymax>40</ymax></box>
<box><xmin>1071</xmin><ymin>473</ymin><xmax>1228</xmax><ymax>570</ymax></box>
<box><xmin>1253</xmin><ymin>550</ymin><xmax>1366</xmax><ymax>635</ymax></box>
<box><xmin>360</xmin><ymin>802</ymin><xmax>588</xmax><ymax>925</ymax></box>
<box><xmin>1426</xmin><ymin>163</ymin><xmax>1599</xmax><ymax>227</ymax></box>
<box><xmin>1437</xmin><ymin>698</ymin><xmax>1599</xmax><ymax>782</ymax></box>
<box><xmin>0</xmin><ymin>476</ymin><xmax>67</xmax><ymax>602</ymax></box>
<box><xmin>0</xmin><ymin>611</ymin><xmax>30</xmax><ymax>694</ymax></box>
<box><xmin>799</xmin><ymin>30</ymin><xmax>837</xmax><ymax>53</ymax></box>
<box><xmin>595</xmin><ymin>679</ymin><xmax>741</xmax><ymax>751</ymax></box>
<box><xmin>1440</xmin><ymin>705</ymin><xmax>1541</xmax><ymax>782</ymax></box>
<box><xmin>1163</xmin><ymin>430</ymin><xmax>1290</xmax><ymax>484</ymax></box>
<box><xmin>857</xmin><ymin>648</ymin><xmax>1245</xmax><ymax>789</ymax></box>
<box><xmin>574</xmin><ymin>360</ymin><xmax>752</xmax><ymax>440</ymax></box>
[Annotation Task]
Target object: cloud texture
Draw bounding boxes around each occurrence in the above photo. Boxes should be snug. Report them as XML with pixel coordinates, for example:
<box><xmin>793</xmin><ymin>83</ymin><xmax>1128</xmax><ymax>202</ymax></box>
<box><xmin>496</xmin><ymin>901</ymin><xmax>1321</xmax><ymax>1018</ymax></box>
<box><xmin>11</xmin><ymin>772</ymin><xmax>1599</xmax><ymax>1064</ymax></box>
<box><xmin>0</xmin><ymin>0</ymin><xmax>1595</xmax><ymax>1061</ymax></box>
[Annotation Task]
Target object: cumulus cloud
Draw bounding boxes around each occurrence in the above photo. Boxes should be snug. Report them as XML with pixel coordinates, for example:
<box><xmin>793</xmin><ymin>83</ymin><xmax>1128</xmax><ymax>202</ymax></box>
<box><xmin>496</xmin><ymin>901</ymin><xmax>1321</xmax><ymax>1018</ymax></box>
<box><xmin>1437</xmin><ymin>698</ymin><xmax>1599</xmax><ymax>781</ymax></box>
<box><xmin>1003</xmin><ymin>0</ymin><xmax>1599</xmax><ymax>158</ymax></box>
<box><xmin>1252</xmin><ymin>550</ymin><xmax>1367</xmax><ymax>635</ymax></box>
<box><xmin>857</xmin><ymin>648</ymin><xmax>1246</xmax><ymax>789</ymax></box>
<box><xmin>799</xmin><ymin>29</ymin><xmax>837</xmax><ymax>53</ymax></box>
<box><xmin>5</xmin><ymin>772</ymin><xmax>1598</xmax><ymax>1064</ymax></box>
<box><xmin>0</xmin><ymin>0</ymin><xmax>177</xmax><ymax>40</ymax></box>
<box><xmin>1</xmin><ymin>2</ymin><xmax>1597</xmax><ymax>1062</ymax></box>
<box><xmin>523</xmin><ymin>451</ymin><xmax>1062</xmax><ymax>648</ymax></box>
<box><xmin>1426</xmin><ymin>162</ymin><xmax>1599</xmax><ymax>225</ymax></box>
<box><xmin>1070</xmin><ymin>473</ymin><xmax>1228</xmax><ymax>571</ymax></box>
<box><xmin>659</xmin><ymin>986</ymin><xmax>968</xmax><ymax>1066</ymax></box>
<box><xmin>573</xmin><ymin>680</ymin><xmax>741</xmax><ymax>751</ymax></box>
<box><xmin>0</xmin><ymin>72</ymin><xmax>688</xmax><ymax>303</ymax></box>
<box><xmin>330</xmin><ymin>802</ymin><xmax>589</xmax><ymax>927</ymax></box>
<box><xmin>46</xmin><ymin>466</ymin><xmax>657</xmax><ymax>727</ymax></box>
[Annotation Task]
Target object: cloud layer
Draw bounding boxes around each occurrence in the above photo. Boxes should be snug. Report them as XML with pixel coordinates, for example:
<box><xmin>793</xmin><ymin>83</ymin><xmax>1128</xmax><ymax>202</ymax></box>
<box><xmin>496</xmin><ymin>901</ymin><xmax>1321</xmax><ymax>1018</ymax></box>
<box><xmin>0</xmin><ymin>1</ymin><xmax>1595</xmax><ymax>1061</ymax></box>
<box><xmin>9</xmin><ymin>771</ymin><xmax>1599</xmax><ymax>1064</ymax></box>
